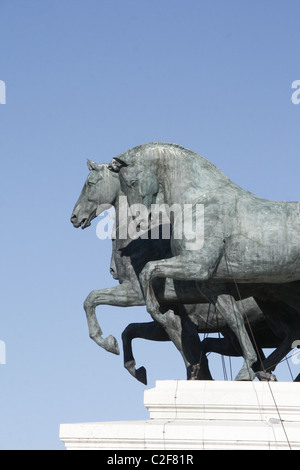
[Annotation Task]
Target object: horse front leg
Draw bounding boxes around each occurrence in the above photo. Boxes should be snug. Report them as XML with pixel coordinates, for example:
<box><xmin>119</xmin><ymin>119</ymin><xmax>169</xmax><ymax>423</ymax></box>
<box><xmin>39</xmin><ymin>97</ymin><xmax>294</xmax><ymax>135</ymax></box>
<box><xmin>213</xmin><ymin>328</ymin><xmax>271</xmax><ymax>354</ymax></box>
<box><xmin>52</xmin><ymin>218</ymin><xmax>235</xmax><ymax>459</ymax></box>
<box><xmin>121</xmin><ymin>321</ymin><xmax>169</xmax><ymax>385</ymax></box>
<box><xmin>201</xmin><ymin>333</ymin><xmax>267</xmax><ymax>377</ymax></box>
<box><xmin>139</xmin><ymin>255</ymin><xmax>257</xmax><ymax>381</ymax></box>
<box><xmin>121</xmin><ymin>317</ymin><xmax>213</xmax><ymax>384</ymax></box>
<box><xmin>139</xmin><ymin>263</ymin><xmax>198</xmax><ymax>366</ymax></box>
<box><xmin>83</xmin><ymin>281</ymin><xmax>145</xmax><ymax>355</ymax></box>
<box><xmin>138</xmin><ymin>251</ymin><xmax>220</xmax><ymax>331</ymax></box>
<box><xmin>138</xmin><ymin>262</ymin><xmax>214</xmax><ymax>379</ymax></box>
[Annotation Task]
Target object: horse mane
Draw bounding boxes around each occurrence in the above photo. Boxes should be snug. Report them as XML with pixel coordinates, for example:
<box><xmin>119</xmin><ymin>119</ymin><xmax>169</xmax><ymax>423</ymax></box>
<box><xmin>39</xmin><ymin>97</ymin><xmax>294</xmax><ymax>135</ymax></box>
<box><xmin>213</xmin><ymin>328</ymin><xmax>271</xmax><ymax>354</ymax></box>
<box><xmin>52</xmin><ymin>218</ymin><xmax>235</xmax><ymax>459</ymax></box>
<box><xmin>130</xmin><ymin>141</ymin><xmax>197</xmax><ymax>157</ymax></box>
<box><xmin>115</xmin><ymin>142</ymin><xmax>225</xmax><ymax>179</ymax></box>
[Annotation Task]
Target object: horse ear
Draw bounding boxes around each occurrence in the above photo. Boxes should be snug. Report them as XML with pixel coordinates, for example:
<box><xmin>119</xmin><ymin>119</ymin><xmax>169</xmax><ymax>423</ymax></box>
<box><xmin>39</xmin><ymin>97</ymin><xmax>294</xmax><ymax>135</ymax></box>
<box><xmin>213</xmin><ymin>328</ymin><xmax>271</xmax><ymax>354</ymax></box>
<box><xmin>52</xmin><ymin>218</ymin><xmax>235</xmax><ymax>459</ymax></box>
<box><xmin>87</xmin><ymin>159</ymin><xmax>100</xmax><ymax>171</ymax></box>
<box><xmin>108</xmin><ymin>158</ymin><xmax>128</xmax><ymax>172</ymax></box>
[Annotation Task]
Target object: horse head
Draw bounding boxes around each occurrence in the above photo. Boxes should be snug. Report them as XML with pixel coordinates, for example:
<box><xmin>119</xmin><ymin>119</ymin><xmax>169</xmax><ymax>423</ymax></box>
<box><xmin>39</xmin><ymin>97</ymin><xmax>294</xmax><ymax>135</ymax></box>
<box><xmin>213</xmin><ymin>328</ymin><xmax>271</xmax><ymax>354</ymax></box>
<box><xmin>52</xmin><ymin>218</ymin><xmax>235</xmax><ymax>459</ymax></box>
<box><xmin>71</xmin><ymin>160</ymin><xmax>120</xmax><ymax>229</ymax></box>
<box><xmin>109</xmin><ymin>156</ymin><xmax>160</xmax><ymax>217</ymax></box>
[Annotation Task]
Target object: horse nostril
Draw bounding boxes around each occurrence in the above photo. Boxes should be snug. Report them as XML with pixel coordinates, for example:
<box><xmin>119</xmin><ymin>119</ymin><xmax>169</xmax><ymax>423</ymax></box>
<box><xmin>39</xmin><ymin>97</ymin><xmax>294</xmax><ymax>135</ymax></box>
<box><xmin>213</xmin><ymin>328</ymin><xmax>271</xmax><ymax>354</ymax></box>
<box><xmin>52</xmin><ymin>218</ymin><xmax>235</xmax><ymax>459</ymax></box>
<box><xmin>70</xmin><ymin>214</ymin><xmax>77</xmax><ymax>222</ymax></box>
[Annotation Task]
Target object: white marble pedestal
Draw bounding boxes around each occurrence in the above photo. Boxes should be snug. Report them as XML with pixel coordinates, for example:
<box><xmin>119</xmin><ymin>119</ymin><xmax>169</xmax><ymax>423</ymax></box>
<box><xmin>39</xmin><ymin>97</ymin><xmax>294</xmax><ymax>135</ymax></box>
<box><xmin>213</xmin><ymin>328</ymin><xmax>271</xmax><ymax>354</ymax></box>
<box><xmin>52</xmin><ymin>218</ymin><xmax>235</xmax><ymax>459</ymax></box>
<box><xmin>59</xmin><ymin>380</ymin><xmax>300</xmax><ymax>450</ymax></box>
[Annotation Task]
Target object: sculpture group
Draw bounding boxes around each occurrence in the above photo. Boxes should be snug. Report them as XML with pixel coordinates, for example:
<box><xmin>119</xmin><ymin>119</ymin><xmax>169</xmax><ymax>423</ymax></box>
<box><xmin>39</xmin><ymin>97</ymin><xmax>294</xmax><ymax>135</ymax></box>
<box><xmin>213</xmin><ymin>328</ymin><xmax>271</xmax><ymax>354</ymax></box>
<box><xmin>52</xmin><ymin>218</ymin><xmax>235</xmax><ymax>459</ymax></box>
<box><xmin>71</xmin><ymin>142</ymin><xmax>300</xmax><ymax>383</ymax></box>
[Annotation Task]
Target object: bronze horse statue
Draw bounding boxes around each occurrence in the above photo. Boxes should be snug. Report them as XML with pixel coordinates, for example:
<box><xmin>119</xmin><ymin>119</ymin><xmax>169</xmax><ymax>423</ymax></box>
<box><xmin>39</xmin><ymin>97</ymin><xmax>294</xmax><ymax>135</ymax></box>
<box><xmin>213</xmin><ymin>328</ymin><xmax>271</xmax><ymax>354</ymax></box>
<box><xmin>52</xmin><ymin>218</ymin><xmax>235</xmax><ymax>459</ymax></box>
<box><xmin>108</xmin><ymin>142</ymin><xmax>300</xmax><ymax>380</ymax></box>
<box><xmin>71</xmin><ymin>159</ymin><xmax>300</xmax><ymax>383</ymax></box>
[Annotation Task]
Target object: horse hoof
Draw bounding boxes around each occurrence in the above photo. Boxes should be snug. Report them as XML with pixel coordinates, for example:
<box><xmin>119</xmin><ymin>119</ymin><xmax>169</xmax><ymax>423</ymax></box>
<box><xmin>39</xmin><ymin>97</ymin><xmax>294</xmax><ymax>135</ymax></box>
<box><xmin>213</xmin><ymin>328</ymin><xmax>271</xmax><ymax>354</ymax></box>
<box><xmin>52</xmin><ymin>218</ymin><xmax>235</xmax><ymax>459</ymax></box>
<box><xmin>136</xmin><ymin>366</ymin><xmax>147</xmax><ymax>385</ymax></box>
<box><xmin>235</xmin><ymin>367</ymin><xmax>256</xmax><ymax>381</ymax></box>
<box><xmin>124</xmin><ymin>361</ymin><xmax>147</xmax><ymax>385</ymax></box>
<box><xmin>104</xmin><ymin>335</ymin><xmax>120</xmax><ymax>355</ymax></box>
<box><xmin>256</xmin><ymin>371</ymin><xmax>277</xmax><ymax>382</ymax></box>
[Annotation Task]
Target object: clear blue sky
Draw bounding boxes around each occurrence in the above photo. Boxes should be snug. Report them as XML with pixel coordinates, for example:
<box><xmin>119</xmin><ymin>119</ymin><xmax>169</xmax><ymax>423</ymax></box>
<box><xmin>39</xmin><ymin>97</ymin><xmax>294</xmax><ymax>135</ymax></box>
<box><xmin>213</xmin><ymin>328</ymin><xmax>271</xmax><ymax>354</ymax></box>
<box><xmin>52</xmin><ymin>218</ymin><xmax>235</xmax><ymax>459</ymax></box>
<box><xmin>1</xmin><ymin>0</ymin><xmax>300</xmax><ymax>450</ymax></box>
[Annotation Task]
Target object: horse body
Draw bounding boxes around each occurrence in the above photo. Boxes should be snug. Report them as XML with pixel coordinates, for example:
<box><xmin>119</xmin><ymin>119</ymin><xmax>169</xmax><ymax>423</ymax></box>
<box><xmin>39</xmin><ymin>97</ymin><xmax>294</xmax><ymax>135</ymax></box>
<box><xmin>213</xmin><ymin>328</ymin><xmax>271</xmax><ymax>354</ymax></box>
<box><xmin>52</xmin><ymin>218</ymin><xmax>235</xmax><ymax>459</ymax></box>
<box><xmin>110</xmin><ymin>142</ymin><xmax>300</xmax><ymax>380</ymax></box>
<box><xmin>112</xmin><ymin>142</ymin><xmax>300</xmax><ymax>283</ymax></box>
<box><xmin>216</xmin><ymin>193</ymin><xmax>300</xmax><ymax>283</ymax></box>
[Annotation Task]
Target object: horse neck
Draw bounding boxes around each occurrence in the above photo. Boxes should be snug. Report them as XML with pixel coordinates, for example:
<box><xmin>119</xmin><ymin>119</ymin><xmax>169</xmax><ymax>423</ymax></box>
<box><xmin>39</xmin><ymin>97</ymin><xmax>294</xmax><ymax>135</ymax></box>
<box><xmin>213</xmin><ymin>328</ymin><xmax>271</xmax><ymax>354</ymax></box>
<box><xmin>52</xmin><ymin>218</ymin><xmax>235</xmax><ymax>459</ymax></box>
<box><xmin>154</xmin><ymin>150</ymin><xmax>228</xmax><ymax>205</ymax></box>
<box><xmin>113</xmin><ymin>194</ymin><xmax>130</xmax><ymax>248</ymax></box>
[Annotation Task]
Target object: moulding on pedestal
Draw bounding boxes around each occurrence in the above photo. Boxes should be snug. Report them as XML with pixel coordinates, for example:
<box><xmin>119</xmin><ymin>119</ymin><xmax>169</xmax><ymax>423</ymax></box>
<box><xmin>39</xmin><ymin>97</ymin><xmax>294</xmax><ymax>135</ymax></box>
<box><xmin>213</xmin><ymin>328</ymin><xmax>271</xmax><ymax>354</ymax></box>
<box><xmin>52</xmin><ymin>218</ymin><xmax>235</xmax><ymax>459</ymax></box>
<box><xmin>60</xmin><ymin>380</ymin><xmax>300</xmax><ymax>450</ymax></box>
